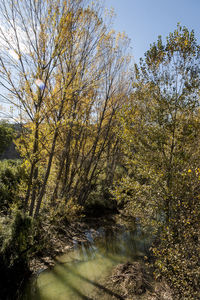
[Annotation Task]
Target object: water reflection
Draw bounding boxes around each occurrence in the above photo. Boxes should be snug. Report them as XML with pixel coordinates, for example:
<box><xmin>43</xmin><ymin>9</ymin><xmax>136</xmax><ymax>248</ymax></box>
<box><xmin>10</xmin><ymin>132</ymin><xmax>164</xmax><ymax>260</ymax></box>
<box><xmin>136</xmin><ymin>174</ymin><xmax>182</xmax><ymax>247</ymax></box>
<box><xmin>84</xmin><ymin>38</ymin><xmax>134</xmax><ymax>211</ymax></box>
<box><xmin>23</xmin><ymin>225</ymin><xmax>151</xmax><ymax>300</ymax></box>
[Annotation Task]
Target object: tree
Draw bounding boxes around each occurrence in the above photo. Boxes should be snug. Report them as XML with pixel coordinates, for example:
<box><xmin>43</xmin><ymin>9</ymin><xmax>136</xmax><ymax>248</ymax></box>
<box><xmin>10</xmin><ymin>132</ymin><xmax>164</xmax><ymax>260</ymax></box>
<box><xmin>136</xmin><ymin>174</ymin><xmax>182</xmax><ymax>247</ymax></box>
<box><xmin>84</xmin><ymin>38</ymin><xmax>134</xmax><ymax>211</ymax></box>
<box><xmin>113</xmin><ymin>25</ymin><xmax>200</xmax><ymax>299</ymax></box>
<box><xmin>0</xmin><ymin>0</ymin><xmax>132</xmax><ymax>217</ymax></box>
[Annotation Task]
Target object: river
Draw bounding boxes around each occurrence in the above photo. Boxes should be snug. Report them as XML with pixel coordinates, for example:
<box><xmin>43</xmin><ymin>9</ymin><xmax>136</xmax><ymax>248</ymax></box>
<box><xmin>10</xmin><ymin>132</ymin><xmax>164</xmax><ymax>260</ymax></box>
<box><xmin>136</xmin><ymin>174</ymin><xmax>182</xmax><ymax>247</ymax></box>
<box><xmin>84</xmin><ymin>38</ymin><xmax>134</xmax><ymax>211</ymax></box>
<box><xmin>23</xmin><ymin>223</ymin><xmax>151</xmax><ymax>299</ymax></box>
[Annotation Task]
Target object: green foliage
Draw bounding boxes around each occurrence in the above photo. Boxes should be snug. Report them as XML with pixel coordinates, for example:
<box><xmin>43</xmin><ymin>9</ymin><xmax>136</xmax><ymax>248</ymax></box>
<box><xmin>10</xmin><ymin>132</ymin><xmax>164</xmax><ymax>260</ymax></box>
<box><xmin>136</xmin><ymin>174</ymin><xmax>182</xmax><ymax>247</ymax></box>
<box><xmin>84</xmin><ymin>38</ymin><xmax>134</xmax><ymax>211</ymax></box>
<box><xmin>1</xmin><ymin>210</ymin><xmax>34</xmax><ymax>266</ymax></box>
<box><xmin>85</xmin><ymin>187</ymin><xmax>116</xmax><ymax>216</ymax></box>
<box><xmin>113</xmin><ymin>25</ymin><xmax>200</xmax><ymax>299</ymax></box>
<box><xmin>0</xmin><ymin>160</ymin><xmax>25</xmax><ymax>211</ymax></box>
<box><xmin>152</xmin><ymin>169</ymin><xmax>200</xmax><ymax>299</ymax></box>
<box><xmin>84</xmin><ymin>169</ymin><xmax>119</xmax><ymax>216</ymax></box>
<box><xmin>49</xmin><ymin>197</ymin><xmax>85</xmax><ymax>224</ymax></box>
<box><xmin>0</xmin><ymin>211</ymin><xmax>34</xmax><ymax>299</ymax></box>
<box><xmin>0</xmin><ymin>122</ymin><xmax>14</xmax><ymax>154</ymax></box>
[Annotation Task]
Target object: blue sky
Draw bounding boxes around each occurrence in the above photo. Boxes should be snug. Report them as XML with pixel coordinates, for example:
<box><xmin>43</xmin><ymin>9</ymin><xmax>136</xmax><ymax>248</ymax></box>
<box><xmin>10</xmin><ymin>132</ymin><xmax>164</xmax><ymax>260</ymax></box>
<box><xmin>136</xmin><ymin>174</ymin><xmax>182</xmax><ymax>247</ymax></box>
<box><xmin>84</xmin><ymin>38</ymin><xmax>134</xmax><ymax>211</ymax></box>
<box><xmin>105</xmin><ymin>0</ymin><xmax>200</xmax><ymax>63</ymax></box>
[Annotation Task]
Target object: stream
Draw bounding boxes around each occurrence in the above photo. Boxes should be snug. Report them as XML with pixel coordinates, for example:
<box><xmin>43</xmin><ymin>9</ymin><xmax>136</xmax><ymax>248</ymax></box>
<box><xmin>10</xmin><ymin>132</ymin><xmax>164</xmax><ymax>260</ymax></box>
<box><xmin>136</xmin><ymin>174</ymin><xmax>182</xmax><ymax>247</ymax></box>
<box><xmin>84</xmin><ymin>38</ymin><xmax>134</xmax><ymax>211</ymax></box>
<box><xmin>23</xmin><ymin>224</ymin><xmax>151</xmax><ymax>300</ymax></box>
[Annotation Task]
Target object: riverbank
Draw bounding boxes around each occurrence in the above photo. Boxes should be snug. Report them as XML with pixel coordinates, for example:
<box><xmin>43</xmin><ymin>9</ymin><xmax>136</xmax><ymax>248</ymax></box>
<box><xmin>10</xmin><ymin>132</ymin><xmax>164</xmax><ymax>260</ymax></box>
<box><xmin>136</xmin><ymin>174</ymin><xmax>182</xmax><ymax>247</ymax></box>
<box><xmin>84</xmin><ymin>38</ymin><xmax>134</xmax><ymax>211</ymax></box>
<box><xmin>2</xmin><ymin>213</ymin><xmax>117</xmax><ymax>299</ymax></box>
<box><xmin>28</xmin><ymin>214</ymin><xmax>123</xmax><ymax>274</ymax></box>
<box><xmin>22</xmin><ymin>214</ymin><xmax>174</xmax><ymax>300</ymax></box>
<box><xmin>1</xmin><ymin>212</ymin><xmax>174</xmax><ymax>300</ymax></box>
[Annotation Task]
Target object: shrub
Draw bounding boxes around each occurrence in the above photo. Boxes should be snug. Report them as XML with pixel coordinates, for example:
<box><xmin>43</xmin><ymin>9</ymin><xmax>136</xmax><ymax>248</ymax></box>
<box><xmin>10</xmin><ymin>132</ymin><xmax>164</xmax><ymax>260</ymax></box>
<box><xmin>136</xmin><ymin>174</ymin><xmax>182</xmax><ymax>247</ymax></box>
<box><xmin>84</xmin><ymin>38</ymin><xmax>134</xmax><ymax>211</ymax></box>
<box><xmin>0</xmin><ymin>122</ymin><xmax>14</xmax><ymax>154</ymax></box>
<box><xmin>0</xmin><ymin>211</ymin><xmax>34</xmax><ymax>299</ymax></box>
<box><xmin>0</xmin><ymin>160</ymin><xmax>25</xmax><ymax>211</ymax></box>
<box><xmin>1</xmin><ymin>211</ymin><xmax>34</xmax><ymax>266</ymax></box>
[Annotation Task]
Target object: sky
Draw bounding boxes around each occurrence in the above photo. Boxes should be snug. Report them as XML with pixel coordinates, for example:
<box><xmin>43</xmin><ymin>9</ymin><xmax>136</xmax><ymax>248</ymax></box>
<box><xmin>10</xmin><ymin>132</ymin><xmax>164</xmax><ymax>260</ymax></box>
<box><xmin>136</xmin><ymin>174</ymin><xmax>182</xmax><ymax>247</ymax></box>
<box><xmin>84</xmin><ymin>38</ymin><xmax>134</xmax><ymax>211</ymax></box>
<box><xmin>105</xmin><ymin>0</ymin><xmax>200</xmax><ymax>63</ymax></box>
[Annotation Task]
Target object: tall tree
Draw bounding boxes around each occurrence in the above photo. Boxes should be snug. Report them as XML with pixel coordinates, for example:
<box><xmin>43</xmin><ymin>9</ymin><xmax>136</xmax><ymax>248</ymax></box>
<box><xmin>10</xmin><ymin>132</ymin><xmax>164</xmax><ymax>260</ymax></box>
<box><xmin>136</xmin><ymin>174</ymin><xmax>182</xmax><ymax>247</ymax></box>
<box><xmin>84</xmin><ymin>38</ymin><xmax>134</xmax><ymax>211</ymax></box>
<box><xmin>0</xmin><ymin>0</ymin><xmax>131</xmax><ymax>217</ymax></box>
<box><xmin>113</xmin><ymin>25</ymin><xmax>200</xmax><ymax>299</ymax></box>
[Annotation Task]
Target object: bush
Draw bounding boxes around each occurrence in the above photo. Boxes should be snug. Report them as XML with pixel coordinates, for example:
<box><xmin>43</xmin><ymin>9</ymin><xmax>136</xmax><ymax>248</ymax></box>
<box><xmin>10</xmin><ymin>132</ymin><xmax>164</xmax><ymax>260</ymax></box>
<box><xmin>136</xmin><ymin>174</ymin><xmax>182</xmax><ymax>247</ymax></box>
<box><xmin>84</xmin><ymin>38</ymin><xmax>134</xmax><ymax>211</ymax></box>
<box><xmin>152</xmin><ymin>170</ymin><xmax>200</xmax><ymax>300</ymax></box>
<box><xmin>0</xmin><ymin>211</ymin><xmax>34</xmax><ymax>299</ymax></box>
<box><xmin>1</xmin><ymin>211</ymin><xmax>34</xmax><ymax>266</ymax></box>
<box><xmin>0</xmin><ymin>160</ymin><xmax>25</xmax><ymax>211</ymax></box>
<box><xmin>0</xmin><ymin>122</ymin><xmax>14</xmax><ymax>154</ymax></box>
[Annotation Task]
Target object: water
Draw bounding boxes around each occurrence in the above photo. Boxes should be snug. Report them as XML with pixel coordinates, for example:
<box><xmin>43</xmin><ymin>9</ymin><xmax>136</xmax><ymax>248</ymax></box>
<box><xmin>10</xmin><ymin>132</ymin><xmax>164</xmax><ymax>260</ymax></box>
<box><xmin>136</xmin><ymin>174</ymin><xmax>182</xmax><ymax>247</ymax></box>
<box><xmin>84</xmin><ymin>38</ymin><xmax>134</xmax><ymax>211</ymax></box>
<box><xmin>23</xmin><ymin>225</ymin><xmax>151</xmax><ymax>300</ymax></box>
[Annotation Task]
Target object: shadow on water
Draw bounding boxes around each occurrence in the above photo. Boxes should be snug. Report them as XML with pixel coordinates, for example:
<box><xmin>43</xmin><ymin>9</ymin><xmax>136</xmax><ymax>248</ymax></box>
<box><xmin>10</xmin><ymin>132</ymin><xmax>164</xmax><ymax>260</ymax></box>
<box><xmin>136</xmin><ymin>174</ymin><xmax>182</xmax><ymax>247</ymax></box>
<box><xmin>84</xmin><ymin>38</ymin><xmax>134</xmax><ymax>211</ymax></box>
<box><xmin>23</xmin><ymin>224</ymin><xmax>151</xmax><ymax>300</ymax></box>
<box><xmin>53</xmin><ymin>259</ymin><xmax>125</xmax><ymax>300</ymax></box>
